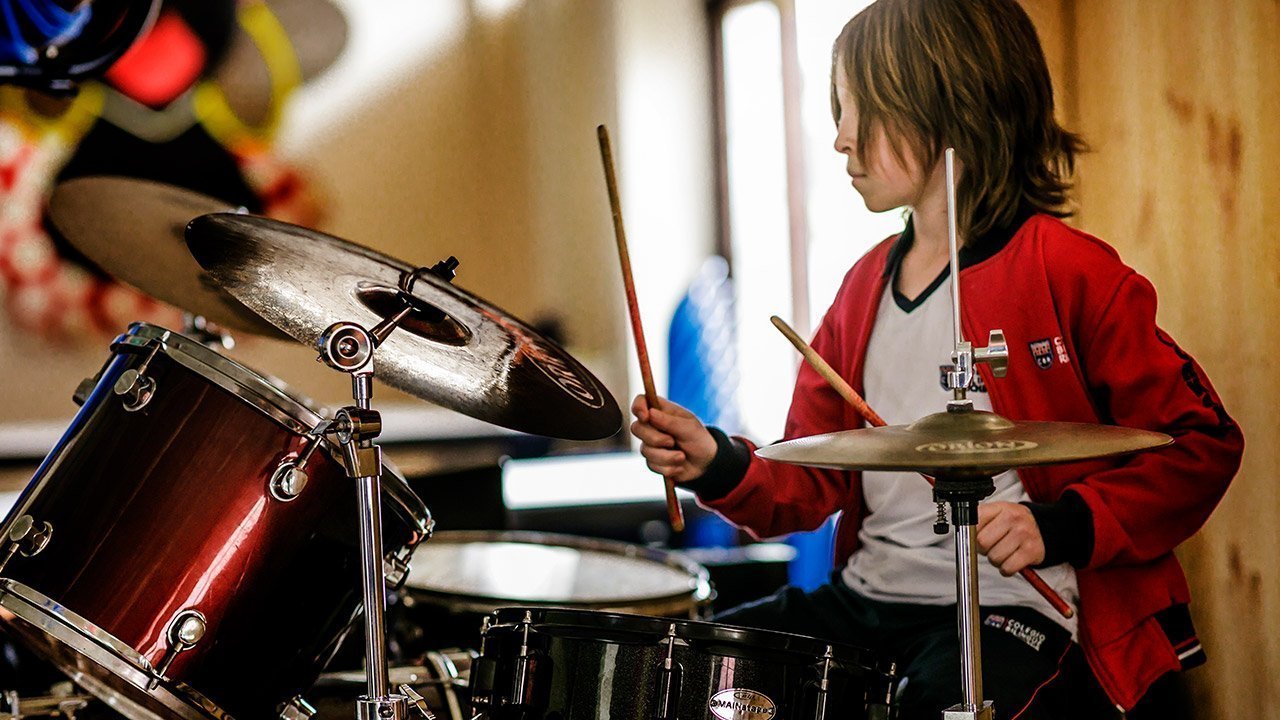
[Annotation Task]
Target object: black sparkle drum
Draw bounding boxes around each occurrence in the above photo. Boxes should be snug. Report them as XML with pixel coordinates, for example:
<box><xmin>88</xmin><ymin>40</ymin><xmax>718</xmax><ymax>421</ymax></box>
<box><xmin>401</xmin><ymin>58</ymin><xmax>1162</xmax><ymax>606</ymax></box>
<box><xmin>395</xmin><ymin>532</ymin><xmax>714</xmax><ymax>653</ymax></box>
<box><xmin>470</xmin><ymin>608</ymin><xmax>898</xmax><ymax>720</ymax></box>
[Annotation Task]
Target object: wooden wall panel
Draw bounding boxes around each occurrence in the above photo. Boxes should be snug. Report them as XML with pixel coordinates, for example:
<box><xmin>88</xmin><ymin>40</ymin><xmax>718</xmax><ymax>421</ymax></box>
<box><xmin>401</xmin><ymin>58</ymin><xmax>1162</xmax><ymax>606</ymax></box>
<box><xmin>1066</xmin><ymin>2</ymin><xmax>1280</xmax><ymax>717</ymax></box>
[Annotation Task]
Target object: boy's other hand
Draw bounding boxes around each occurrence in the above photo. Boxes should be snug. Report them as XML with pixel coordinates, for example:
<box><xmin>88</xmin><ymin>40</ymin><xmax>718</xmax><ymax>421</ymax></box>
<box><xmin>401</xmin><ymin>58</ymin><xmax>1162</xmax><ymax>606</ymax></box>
<box><xmin>976</xmin><ymin>502</ymin><xmax>1046</xmax><ymax>576</ymax></box>
<box><xmin>630</xmin><ymin>395</ymin><xmax>718</xmax><ymax>484</ymax></box>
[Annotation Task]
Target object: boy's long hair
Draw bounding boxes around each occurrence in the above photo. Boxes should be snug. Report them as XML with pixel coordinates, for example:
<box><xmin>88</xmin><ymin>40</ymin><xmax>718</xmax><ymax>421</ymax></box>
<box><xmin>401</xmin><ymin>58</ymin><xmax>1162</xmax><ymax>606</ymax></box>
<box><xmin>832</xmin><ymin>0</ymin><xmax>1085</xmax><ymax>240</ymax></box>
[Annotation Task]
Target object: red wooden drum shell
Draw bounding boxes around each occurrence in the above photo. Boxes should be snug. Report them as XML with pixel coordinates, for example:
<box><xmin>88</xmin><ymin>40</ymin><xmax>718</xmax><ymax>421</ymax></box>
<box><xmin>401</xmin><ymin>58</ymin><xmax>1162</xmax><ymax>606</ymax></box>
<box><xmin>0</xmin><ymin>324</ymin><xmax>432</xmax><ymax>720</ymax></box>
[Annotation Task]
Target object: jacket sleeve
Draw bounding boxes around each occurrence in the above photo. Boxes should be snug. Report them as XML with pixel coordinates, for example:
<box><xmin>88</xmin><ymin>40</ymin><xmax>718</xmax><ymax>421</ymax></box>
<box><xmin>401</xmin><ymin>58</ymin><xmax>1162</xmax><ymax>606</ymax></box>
<box><xmin>687</xmin><ymin>293</ymin><xmax>862</xmax><ymax>539</ymax></box>
<box><xmin>1069</xmin><ymin>271</ymin><xmax>1244</xmax><ymax>569</ymax></box>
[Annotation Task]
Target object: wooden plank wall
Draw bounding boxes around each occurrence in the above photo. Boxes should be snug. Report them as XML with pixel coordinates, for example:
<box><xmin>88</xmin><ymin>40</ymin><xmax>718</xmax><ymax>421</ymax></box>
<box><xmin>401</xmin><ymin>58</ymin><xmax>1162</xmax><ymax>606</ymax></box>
<box><xmin>1027</xmin><ymin>1</ymin><xmax>1280</xmax><ymax>717</ymax></box>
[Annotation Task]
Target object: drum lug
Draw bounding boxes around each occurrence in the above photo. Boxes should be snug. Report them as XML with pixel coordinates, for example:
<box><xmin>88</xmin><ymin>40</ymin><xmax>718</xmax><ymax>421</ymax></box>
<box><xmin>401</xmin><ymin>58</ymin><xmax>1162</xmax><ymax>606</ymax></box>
<box><xmin>148</xmin><ymin>609</ymin><xmax>207</xmax><ymax>690</ymax></box>
<box><xmin>469</xmin><ymin>616</ymin><xmax>498</xmax><ymax>712</ymax></box>
<box><xmin>653</xmin><ymin>623</ymin><xmax>683</xmax><ymax>720</ymax></box>
<box><xmin>277</xmin><ymin>695</ymin><xmax>317</xmax><ymax>720</ymax></box>
<box><xmin>811</xmin><ymin>645</ymin><xmax>834</xmax><ymax>720</ymax></box>
<box><xmin>269</xmin><ymin>462</ymin><xmax>310</xmax><ymax>502</ymax></box>
<box><xmin>510</xmin><ymin>611</ymin><xmax>543</xmax><ymax>708</ymax></box>
<box><xmin>269</xmin><ymin>429</ymin><xmax>326</xmax><ymax>502</ymax></box>
<box><xmin>0</xmin><ymin>516</ymin><xmax>53</xmax><ymax>575</ymax></box>
<box><xmin>114</xmin><ymin>343</ymin><xmax>162</xmax><ymax>412</ymax></box>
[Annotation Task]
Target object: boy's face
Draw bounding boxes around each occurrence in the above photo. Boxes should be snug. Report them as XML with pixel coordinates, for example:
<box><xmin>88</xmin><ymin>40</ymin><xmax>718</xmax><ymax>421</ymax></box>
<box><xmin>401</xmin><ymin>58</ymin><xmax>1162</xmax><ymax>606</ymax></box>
<box><xmin>833</xmin><ymin>63</ymin><xmax>926</xmax><ymax>213</ymax></box>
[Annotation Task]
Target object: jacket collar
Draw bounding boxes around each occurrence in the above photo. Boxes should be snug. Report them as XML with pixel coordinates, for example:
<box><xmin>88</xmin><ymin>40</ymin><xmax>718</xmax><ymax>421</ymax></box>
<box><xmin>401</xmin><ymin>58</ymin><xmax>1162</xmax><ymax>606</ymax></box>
<box><xmin>881</xmin><ymin>204</ymin><xmax>1037</xmax><ymax>280</ymax></box>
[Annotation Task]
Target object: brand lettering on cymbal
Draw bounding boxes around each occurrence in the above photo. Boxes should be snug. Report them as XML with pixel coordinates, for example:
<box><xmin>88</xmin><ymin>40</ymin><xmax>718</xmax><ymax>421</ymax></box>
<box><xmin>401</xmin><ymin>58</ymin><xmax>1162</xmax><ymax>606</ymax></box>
<box><xmin>481</xmin><ymin>306</ymin><xmax>605</xmax><ymax>408</ymax></box>
<box><xmin>914</xmin><ymin>440</ymin><xmax>1038</xmax><ymax>454</ymax></box>
<box><xmin>708</xmin><ymin>689</ymin><xmax>776</xmax><ymax>720</ymax></box>
<box><xmin>529</xmin><ymin>348</ymin><xmax>604</xmax><ymax>407</ymax></box>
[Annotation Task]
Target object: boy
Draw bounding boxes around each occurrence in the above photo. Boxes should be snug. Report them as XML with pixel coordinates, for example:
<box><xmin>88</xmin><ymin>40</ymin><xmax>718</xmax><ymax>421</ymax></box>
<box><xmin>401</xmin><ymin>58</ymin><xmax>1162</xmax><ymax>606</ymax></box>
<box><xmin>630</xmin><ymin>0</ymin><xmax>1243</xmax><ymax>717</ymax></box>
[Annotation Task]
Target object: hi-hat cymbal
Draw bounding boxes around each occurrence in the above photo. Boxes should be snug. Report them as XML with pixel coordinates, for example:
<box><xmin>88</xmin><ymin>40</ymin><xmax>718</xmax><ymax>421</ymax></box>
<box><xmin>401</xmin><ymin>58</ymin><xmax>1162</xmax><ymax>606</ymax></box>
<box><xmin>47</xmin><ymin>176</ymin><xmax>288</xmax><ymax>339</ymax></box>
<box><xmin>755</xmin><ymin>408</ymin><xmax>1172</xmax><ymax>476</ymax></box>
<box><xmin>184</xmin><ymin>213</ymin><xmax>622</xmax><ymax>441</ymax></box>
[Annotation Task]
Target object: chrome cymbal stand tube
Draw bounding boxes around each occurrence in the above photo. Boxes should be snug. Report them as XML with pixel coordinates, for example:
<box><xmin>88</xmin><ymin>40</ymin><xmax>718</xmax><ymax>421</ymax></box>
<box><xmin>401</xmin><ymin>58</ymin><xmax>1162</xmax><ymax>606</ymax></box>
<box><xmin>316</xmin><ymin>259</ymin><xmax>459</xmax><ymax>720</ymax></box>
<box><xmin>937</xmin><ymin>148</ymin><xmax>1005</xmax><ymax>720</ymax></box>
<box><xmin>318</xmin><ymin>322</ymin><xmax>405</xmax><ymax>720</ymax></box>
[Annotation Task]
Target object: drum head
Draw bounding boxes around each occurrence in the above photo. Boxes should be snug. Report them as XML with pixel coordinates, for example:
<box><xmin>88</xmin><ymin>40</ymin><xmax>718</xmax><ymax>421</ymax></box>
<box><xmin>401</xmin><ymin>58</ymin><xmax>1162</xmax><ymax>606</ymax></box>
<box><xmin>404</xmin><ymin>532</ymin><xmax>711</xmax><ymax>614</ymax></box>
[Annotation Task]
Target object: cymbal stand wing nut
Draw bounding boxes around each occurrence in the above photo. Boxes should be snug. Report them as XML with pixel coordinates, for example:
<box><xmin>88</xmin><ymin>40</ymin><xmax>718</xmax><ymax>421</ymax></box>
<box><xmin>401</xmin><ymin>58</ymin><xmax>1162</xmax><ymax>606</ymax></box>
<box><xmin>973</xmin><ymin>329</ymin><xmax>1008</xmax><ymax>378</ymax></box>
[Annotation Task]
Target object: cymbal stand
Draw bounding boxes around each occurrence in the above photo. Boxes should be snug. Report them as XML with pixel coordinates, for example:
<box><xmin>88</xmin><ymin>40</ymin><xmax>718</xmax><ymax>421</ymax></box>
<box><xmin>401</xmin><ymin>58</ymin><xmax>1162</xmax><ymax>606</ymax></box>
<box><xmin>937</xmin><ymin>148</ymin><xmax>1007</xmax><ymax>720</ymax></box>
<box><xmin>316</xmin><ymin>258</ymin><xmax>458</xmax><ymax>720</ymax></box>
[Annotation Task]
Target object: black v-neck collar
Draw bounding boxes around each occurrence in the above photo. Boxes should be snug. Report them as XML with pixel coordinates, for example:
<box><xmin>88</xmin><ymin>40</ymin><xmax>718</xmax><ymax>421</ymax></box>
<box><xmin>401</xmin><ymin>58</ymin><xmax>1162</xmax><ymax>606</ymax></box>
<box><xmin>891</xmin><ymin>264</ymin><xmax>950</xmax><ymax>312</ymax></box>
<box><xmin>882</xmin><ymin>204</ymin><xmax>1036</xmax><ymax>313</ymax></box>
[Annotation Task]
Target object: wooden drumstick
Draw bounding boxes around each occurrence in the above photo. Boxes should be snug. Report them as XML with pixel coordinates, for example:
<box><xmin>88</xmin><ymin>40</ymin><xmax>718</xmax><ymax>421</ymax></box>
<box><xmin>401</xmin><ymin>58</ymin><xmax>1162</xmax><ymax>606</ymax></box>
<box><xmin>597</xmin><ymin>124</ymin><xmax>685</xmax><ymax>532</ymax></box>
<box><xmin>770</xmin><ymin>316</ymin><xmax>1075</xmax><ymax>619</ymax></box>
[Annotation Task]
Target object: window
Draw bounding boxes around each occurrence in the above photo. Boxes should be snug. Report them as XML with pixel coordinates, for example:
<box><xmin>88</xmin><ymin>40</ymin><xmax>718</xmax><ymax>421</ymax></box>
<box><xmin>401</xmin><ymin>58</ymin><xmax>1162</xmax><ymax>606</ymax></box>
<box><xmin>714</xmin><ymin>0</ymin><xmax>904</xmax><ymax>439</ymax></box>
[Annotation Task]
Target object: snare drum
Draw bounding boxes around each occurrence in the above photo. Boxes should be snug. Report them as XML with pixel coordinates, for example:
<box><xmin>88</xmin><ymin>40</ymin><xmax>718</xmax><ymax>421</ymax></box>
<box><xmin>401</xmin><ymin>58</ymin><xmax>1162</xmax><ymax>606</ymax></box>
<box><xmin>0</xmin><ymin>323</ymin><xmax>433</xmax><ymax>720</ymax></box>
<box><xmin>395</xmin><ymin>531</ymin><xmax>713</xmax><ymax>653</ymax></box>
<box><xmin>471</xmin><ymin>608</ymin><xmax>898</xmax><ymax>720</ymax></box>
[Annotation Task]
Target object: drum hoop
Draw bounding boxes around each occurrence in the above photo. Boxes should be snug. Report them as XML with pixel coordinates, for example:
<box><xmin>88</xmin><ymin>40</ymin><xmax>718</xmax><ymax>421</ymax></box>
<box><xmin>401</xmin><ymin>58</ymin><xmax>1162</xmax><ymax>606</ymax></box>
<box><xmin>406</xmin><ymin>530</ymin><xmax>713</xmax><ymax>607</ymax></box>
<box><xmin>114</xmin><ymin>323</ymin><xmax>324</xmax><ymax>435</ymax></box>
<box><xmin>487</xmin><ymin>606</ymin><xmax>889</xmax><ymax>674</ymax></box>
<box><xmin>0</xmin><ymin>579</ymin><xmax>229</xmax><ymax>720</ymax></box>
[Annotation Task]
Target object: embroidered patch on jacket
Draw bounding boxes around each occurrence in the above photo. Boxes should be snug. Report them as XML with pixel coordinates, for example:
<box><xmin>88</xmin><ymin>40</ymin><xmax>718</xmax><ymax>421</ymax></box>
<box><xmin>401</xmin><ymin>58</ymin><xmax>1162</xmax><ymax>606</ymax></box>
<box><xmin>939</xmin><ymin>365</ymin><xmax>989</xmax><ymax>393</ymax></box>
<box><xmin>1052</xmin><ymin>336</ymin><xmax>1070</xmax><ymax>364</ymax></box>
<box><xmin>1029</xmin><ymin>339</ymin><xmax>1053</xmax><ymax>370</ymax></box>
<box><xmin>984</xmin><ymin>614</ymin><xmax>1047</xmax><ymax>652</ymax></box>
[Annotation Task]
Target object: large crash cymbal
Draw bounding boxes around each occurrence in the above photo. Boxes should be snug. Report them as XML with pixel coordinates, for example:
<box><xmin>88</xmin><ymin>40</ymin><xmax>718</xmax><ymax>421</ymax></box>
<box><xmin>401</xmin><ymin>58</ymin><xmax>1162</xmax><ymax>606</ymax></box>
<box><xmin>755</xmin><ymin>408</ymin><xmax>1172</xmax><ymax>476</ymax></box>
<box><xmin>47</xmin><ymin>176</ymin><xmax>289</xmax><ymax>339</ymax></box>
<box><xmin>184</xmin><ymin>213</ymin><xmax>622</xmax><ymax>441</ymax></box>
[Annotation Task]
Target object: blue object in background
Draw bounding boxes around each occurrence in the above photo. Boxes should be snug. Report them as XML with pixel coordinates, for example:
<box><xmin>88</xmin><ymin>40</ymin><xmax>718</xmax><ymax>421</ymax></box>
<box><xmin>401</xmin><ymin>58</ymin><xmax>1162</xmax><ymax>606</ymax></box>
<box><xmin>1</xmin><ymin>0</ymin><xmax>92</xmax><ymax>64</ymax></box>
<box><xmin>667</xmin><ymin>257</ymin><xmax>742</xmax><ymax>550</ymax></box>
<box><xmin>666</xmin><ymin>256</ymin><xmax>836</xmax><ymax>590</ymax></box>
<box><xmin>667</xmin><ymin>256</ymin><xmax>740</xmax><ymax>433</ymax></box>
<box><xmin>785</xmin><ymin>515</ymin><xmax>837</xmax><ymax>591</ymax></box>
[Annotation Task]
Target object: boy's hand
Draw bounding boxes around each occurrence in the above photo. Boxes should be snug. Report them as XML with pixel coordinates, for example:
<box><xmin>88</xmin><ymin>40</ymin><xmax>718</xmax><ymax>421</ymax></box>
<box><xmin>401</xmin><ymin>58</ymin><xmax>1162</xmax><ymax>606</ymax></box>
<box><xmin>976</xmin><ymin>502</ymin><xmax>1046</xmax><ymax>576</ymax></box>
<box><xmin>630</xmin><ymin>395</ymin><xmax>718</xmax><ymax>484</ymax></box>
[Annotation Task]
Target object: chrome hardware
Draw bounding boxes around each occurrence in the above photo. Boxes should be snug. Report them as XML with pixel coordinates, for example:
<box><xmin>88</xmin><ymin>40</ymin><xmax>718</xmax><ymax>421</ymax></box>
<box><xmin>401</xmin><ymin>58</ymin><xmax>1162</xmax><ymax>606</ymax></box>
<box><xmin>654</xmin><ymin>623</ymin><xmax>682</xmax><ymax>720</ymax></box>
<box><xmin>0</xmin><ymin>515</ymin><xmax>53</xmax><ymax>575</ymax></box>
<box><xmin>269</xmin><ymin>424</ymin><xmax>329</xmax><ymax>502</ymax></box>
<box><xmin>278</xmin><ymin>695</ymin><xmax>317</xmax><ymax>720</ymax></box>
<box><xmin>812</xmin><ymin>645</ymin><xmax>834</xmax><ymax>720</ymax></box>
<box><xmin>356</xmin><ymin>696</ymin><xmax>407</xmax><ymax>720</ymax></box>
<box><xmin>942</xmin><ymin>702</ymin><xmax>994</xmax><ymax>720</ymax></box>
<box><xmin>942</xmin><ymin>148</ymin><xmax>1007</xmax><ymax>412</ymax></box>
<box><xmin>384</xmin><ymin>545</ymin><xmax>414</xmax><ymax>590</ymax></box>
<box><xmin>934</xmin><ymin>502</ymin><xmax>949</xmax><ymax>535</ymax></box>
<box><xmin>399</xmin><ymin>685</ymin><xmax>436</xmax><ymax>720</ymax></box>
<box><xmin>511</xmin><ymin>611</ymin><xmax>535</xmax><ymax>706</ymax></box>
<box><xmin>973</xmin><ymin>329</ymin><xmax>1008</xmax><ymax>377</ymax></box>
<box><xmin>334</xmin><ymin>408</ymin><xmax>383</xmax><ymax>479</ymax></box>
<box><xmin>114</xmin><ymin>368</ymin><xmax>157</xmax><ymax>411</ymax></box>
<box><xmin>114</xmin><ymin>342</ymin><xmax>162</xmax><ymax>412</ymax></box>
<box><xmin>318</xmin><ymin>322</ymin><xmax>375</xmax><ymax>373</ymax></box>
<box><xmin>1</xmin><ymin>686</ymin><xmax>92</xmax><ymax>720</ymax></box>
<box><xmin>469</xmin><ymin>617</ymin><xmax>497</xmax><ymax>711</ymax></box>
<box><xmin>149</xmin><ymin>609</ymin><xmax>207</xmax><ymax>690</ymax></box>
<box><xmin>269</xmin><ymin>462</ymin><xmax>309</xmax><ymax>502</ymax></box>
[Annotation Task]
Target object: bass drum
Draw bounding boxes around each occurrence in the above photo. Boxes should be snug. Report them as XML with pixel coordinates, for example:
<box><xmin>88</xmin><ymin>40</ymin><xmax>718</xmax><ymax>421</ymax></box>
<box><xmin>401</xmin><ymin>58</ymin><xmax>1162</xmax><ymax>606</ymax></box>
<box><xmin>0</xmin><ymin>323</ymin><xmax>433</xmax><ymax>720</ymax></box>
<box><xmin>306</xmin><ymin>650</ymin><xmax>476</xmax><ymax>720</ymax></box>
<box><xmin>394</xmin><ymin>531</ymin><xmax>713</xmax><ymax>654</ymax></box>
<box><xmin>471</xmin><ymin>608</ymin><xmax>899</xmax><ymax>720</ymax></box>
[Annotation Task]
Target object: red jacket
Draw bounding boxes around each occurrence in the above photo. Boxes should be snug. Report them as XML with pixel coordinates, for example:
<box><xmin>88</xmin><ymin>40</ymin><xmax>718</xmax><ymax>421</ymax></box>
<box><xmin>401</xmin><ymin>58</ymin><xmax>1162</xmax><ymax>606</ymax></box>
<box><xmin>701</xmin><ymin>214</ymin><xmax>1243</xmax><ymax>710</ymax></box>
